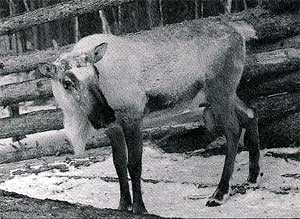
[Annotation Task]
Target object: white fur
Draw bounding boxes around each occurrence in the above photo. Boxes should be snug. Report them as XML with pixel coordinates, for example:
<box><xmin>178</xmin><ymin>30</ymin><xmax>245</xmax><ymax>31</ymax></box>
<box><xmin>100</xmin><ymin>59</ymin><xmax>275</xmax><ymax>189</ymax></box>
<box><xmin>228</xmin><ymin>21</ymin><xmax>257</xmax><ymax>41</ymax></box>
<box><xmin>71</xmin><ymin>32</ymin><xmax>234</xmax><ymax>113</ymax></box>
<box><xmin>51</xmin><ymin>75</ymin><xmax>95</xmax><ymax>155</ymax></box>
<box><xmin>51</xmin><ymin>20</ymin><xmax>245</xmax><ymax>155</ymax></box>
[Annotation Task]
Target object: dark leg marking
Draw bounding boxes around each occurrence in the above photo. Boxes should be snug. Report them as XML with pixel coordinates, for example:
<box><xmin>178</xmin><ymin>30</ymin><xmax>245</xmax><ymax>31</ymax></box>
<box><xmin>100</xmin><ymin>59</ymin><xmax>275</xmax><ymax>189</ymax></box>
<box><xmin>206</xmin><ymin>104</ymin><xmax>242</xmax><ymax>207</ymax></box>
<box><xmin>122</xmin><ymin>120</ymin><xmax>147</xmax><ymax>214</ymax></box>
<box><xmin>105</xmin><ymin>124</ymin><xmax>132</xmax><ymax>212</ymax></box>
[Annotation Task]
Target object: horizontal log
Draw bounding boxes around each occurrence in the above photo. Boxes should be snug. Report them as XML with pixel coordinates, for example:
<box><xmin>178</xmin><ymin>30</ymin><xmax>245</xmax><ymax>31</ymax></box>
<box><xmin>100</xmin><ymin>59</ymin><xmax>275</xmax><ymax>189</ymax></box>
<box><xmin>260</xmin><ymin>0</ymin><xmax>300</xmax><ymax>15</ymax></box>
<box><xmin>0</xmin><ymin>7</ymin><xmax>299</xmax><ymax>77</ymax></box>
<box><xmin>0</xmin><ymin>105</ymin><xmax>203</xmax><ymax>140</ymax></box>
<box><xmin>242</xmin><ymin>48</ymin><xmax>300</xmax><ymax>82</ymax></box>
<box><xmin>0</xmin><ymin>130</ymin><xmax>111</xmax><ymax>164</ymax></box>
<box><xmin>1</xmin><ymin>88</ymin><xmax>299</xmax><ymax>141</ymax></box>
<box><xmin>0</xmin><ymin>78</ymin><xmax>53</xmax><ymax>106</ymax></box>
<box><xmin>0</xmin><ymin>109</ymin><xmax>63</xmax><ymax>139</ymax></box>
<box><xmin>0</xmin><ymin>0</ymin><xmax>133</xmax><ymax>36</ymax></box>
<box><xmin>0</xmin><ymin>90</ymin><xmax>299</xmax><ymax>162</ymax></box>
<box><xmin>250</xmin><ymin>91</ymin><xmax>300</xmax><ymax>124</ymax></box>
<box><xmin>250</xmin><ymin>34</ymin><xmax>300</xmax><ymax>54</ymax></box>
<box><xmin>3</xmin><ymin>45</ymin><xmax>298</xmax><ymax>82</ymax></box>
<box><xmin>238</xmin><ymin>70</ymin><xmax>300</xmax><ymax>100</ymax></box>
<box><xmin>0</xmin><ymin>106</ymin><xmax>202</xmax><ymax>163</ymax></box>
<box><xmin>260</xmin><ymin>112</ymin><xmax>300</xmax><ymax>148</ymax></box>
<box><xmin>228</xmin><ymin>7</ymin><xmax>300</xmax><ymax>44</ymax></box>
<box><xmin>1</xmin><ymin>9</ymin><xmax>300</xmax><ymax>77</ymax></box>
<box><xmin>0</xmin><ymin>46</ymin><xmax>71</xmax><ymax>76</ymax></box>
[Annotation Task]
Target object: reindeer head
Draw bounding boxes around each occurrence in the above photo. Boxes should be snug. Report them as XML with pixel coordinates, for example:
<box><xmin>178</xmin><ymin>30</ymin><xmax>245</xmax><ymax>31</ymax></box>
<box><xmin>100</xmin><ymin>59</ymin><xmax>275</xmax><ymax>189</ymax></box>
<box><xmin>38</xmin><ymin>42</ymin><xmax>115</xmax><ymax>129</ymax></box>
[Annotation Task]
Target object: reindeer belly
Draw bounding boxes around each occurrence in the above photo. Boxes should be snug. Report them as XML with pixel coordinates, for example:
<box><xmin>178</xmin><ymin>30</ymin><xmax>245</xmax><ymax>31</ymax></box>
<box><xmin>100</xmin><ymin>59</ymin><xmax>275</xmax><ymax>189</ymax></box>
<box><xmin>140</xmin><ymin>39</ymin><xmax>223</xmax><ymax>112</ymax></box>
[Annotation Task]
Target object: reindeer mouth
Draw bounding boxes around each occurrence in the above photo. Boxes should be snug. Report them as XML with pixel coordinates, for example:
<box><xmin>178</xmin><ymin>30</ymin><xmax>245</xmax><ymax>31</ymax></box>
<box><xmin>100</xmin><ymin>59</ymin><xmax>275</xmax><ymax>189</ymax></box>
<box><xmin>88</xmin><ymin>85</ymin><xmax>116</xmax><ymax>129</ymax></box>
<box><xmin>88</xmin><ymin>108</ymin><xmax>115</xmax><ymax>129</ymax></box>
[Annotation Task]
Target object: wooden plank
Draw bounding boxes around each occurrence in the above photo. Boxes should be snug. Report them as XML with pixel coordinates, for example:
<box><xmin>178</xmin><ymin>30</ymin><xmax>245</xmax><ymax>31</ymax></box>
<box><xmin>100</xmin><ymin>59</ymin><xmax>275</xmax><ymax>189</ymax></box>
<box><xmin>0</xmin><ymin>78</ymin><xmax>53</xmax><ymax>106</ymax></box>
<box><xmin>0</xmin><ymin>0</ymin><xmax>134</xmax><ymax>36</ymax></box>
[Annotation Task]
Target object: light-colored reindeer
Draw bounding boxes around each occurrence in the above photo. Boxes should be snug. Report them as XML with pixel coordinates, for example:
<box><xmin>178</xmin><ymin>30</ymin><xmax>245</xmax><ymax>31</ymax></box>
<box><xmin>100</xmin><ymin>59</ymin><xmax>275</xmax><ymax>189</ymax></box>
<box><xmin>38</xmin><ymin>19</ymin><xmax>260</xmax><ymax>214</ymax></box>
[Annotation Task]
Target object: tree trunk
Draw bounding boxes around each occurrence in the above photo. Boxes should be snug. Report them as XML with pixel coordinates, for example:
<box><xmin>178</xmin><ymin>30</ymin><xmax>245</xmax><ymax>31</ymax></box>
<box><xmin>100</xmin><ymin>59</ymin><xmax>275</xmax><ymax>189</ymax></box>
<box><xmin>158</xmin><ymin>0</ymin><xmax>164</xmax><ymax>26</ymax></box>
<box><xmin>74</xmin><ymin>16</ymin><xmax>80</xmax><ymax>43</ymax></box>
<box><xmin>145</xmin><ymin>0</ymin><xmax>160</xmax><ymax>28</ymax></box>
<box><xmin>194</xmin><ymin>0</ymin><xmax>199</xmax><ymax>19</ymax></box>
<box><xmin>223</xmin><ymin>0</ymin><xmax>233</xmax><ymax>14</ymax></box>
<box><xmin>99</xmin><ymin>10</ymin><xmax>112</xmax><ymax>34</ymax></box>
<box><xmin>242</xmin><ymin>0</ymin><xmax>247</xmax><ymax>10</ymax></box>
<box><xmin>29</xmin><ymin>0</ymin><xmax>39</xmax><ymax>50</ymax></box>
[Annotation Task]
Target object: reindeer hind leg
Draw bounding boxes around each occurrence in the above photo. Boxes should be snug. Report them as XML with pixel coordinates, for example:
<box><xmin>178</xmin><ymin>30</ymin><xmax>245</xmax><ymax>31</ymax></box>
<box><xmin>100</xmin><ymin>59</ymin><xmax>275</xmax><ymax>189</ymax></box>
<box><xmin>234</xmin><ymin>97</ymin><xmax>260</xmax><ymax>184</ymax></box>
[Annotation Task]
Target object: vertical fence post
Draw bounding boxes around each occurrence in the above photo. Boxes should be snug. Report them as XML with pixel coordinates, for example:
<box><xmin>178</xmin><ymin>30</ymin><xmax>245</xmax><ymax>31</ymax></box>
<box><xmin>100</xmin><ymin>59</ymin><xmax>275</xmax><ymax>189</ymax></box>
<box><xmin>7</xmin><ymin>104</ymin><xmax>26</xmax><ymax>142</ymax></box>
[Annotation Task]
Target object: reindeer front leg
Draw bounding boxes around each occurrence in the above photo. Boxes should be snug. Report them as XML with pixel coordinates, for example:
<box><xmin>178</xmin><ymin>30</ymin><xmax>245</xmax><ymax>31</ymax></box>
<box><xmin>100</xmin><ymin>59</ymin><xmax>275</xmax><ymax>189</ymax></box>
<box><xmin>206</xmin><ymin>103</ymin><xmax>242</xmax><ymax>207</ymax></box>
<box><xmin>105</xmin><ymin>123</ymin><xmax>132</xmax><ymax>212</ymax></box>
<box><xmin>121</xmin><ymin>117</ymin><xmax>147</xmax><ymax>214</ymax></box>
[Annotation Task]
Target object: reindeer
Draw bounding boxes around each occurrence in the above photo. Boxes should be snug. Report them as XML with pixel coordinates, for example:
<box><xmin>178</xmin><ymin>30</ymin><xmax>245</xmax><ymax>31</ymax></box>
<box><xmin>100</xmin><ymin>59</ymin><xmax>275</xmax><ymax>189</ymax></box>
<box><xmin>38</xmin><ymin>18</ymin><xmax>260</xmax><ymax>214</ymax></box>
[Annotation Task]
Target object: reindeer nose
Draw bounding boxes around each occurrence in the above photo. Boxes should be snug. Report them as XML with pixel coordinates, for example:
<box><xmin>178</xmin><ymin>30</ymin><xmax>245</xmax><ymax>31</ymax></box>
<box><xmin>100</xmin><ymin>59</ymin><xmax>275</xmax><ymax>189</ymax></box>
<box><xmin>65</xmin><ymin>70</ymin><xmax>73</xmax><ymax>75</ymax></box>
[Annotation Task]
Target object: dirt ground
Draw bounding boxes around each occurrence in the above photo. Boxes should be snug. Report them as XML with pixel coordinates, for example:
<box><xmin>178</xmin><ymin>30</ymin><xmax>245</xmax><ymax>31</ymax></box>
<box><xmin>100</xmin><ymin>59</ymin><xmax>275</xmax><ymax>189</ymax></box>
<box><xmin>0</xmin><ymin>140</ymin><xmax>300</xmax><ymax>218</ymax></box>
<box><xmin>0</xmin><ymin>190</ymin><xmax>162</xmax><ymax>219</ymax></box>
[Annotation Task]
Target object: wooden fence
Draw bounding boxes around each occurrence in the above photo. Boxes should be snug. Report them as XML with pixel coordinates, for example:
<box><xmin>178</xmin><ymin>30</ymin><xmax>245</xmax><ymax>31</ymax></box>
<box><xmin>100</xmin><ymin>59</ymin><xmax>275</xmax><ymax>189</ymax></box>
<box><xmin>0</xmin><ymin>0</ymin><xmax>300</xmax><ymax>162</ymax></box>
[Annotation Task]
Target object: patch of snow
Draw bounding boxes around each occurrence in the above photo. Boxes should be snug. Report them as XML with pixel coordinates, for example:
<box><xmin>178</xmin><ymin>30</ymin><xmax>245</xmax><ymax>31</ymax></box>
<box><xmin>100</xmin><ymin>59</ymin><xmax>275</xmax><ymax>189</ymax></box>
<box><xmin>0</xmin><ymin>146</ymin><xmax>300</xmax><ymax>218</ymax></box>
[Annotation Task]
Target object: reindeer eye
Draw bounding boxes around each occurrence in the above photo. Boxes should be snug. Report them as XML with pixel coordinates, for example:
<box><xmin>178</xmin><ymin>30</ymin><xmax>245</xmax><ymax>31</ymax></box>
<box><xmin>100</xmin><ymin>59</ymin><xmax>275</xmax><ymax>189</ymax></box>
<box><xmin>63</xmin><ymin>80</ymin><xmax>73</xmax><ymax>90</ymax></box>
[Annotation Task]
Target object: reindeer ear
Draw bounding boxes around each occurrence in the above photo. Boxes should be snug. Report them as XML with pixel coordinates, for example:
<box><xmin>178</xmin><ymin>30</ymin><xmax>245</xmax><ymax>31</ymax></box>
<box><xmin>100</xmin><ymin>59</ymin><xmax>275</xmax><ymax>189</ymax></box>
<box><xmin>92</xmin><ymin>42</ymin><xmax>108</xmax><ymax>63</ymax></box>
<box><xmin>37</xmin><ymin>63</ymin><xmax>57</xmax><ymax>78</ymax></box>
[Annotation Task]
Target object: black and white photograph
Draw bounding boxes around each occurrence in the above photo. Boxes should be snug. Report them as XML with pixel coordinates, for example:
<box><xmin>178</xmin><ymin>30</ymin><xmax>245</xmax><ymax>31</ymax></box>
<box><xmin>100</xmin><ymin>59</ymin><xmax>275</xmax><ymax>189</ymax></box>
<box><xmin>0</xmin><ymin>0</ymin><xmax>300</xmax><ymax>218</ymax></box>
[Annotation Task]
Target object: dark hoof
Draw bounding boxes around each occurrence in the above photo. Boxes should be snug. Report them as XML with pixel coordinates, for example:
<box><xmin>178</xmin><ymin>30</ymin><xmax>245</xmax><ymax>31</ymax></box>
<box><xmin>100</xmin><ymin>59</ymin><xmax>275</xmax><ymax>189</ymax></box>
<box><xmin>133</xmin><ymin>203</ymin><xmax>148</xmax><ymax>215</ymax></box>
<box><xmin>247</xmin><ymin>171</ymin><xmax>263</xmax><ymax>185</ymax></box>
<box><xmin>206</xmin><ymin>198</ymin><xmax>223</xmax><ymax>207</ymax></box>
<box><xmin>118</xmin><ymin>199</ymin><xmax>132</xmax><ymax>212</ymax></box>
<box><xmin>206</xmin><ymin>189</ymin><xmax>229</xmax><ymax>207</ymax></box>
